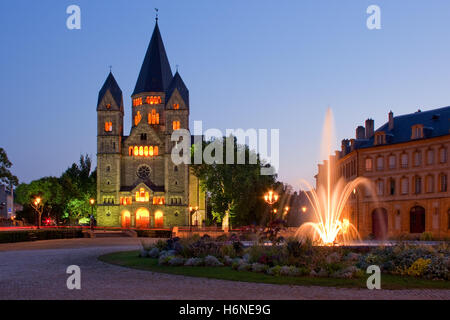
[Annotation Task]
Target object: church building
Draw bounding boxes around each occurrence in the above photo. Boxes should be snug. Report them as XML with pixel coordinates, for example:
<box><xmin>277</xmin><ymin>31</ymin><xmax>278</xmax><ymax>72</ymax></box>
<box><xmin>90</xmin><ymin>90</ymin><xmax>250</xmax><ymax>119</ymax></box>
<box><xmin>96</xmin><ymin>20</ymin><xmax>205</xmax><ymax>228</ymax></box>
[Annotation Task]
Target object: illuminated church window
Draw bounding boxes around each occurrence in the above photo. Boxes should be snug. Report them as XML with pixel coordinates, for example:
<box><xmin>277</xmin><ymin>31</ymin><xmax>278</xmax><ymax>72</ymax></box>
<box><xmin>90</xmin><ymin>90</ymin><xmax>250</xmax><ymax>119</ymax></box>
<box><xmin>120</xmin><ymin>197</ymin><xmax>132</xmax><ymax>205</ymax></box>
<box><xmin>130</xmin><ymin>146</ymin><xmax>159</xmax><ymax>157</ymax></box>
<box><xmin>172</xmin><ymin>121</ymin><xmax>180</xmax><ymax>130</ymax></box>
<box><xmin>106</xmin><ymin>104</ymin><xmax>111</xmax><ymax>109</ymax></box>
<box><xmin>152</xmin><ymin>196</ymin><xmax>165</xmax><ymax>205</ymax></box>
<box><xmin>104</xmin><ymin>121</ymin><xmax>113</xmax><ymax>132</ymax></box>
<box><xmin>134</xmin><ymin>111</ymin><xmax>142</xmax><ymax>126</ymax></box>
<box><xmin>133</xmin><ymin>97</ymin><xmax>143</xmax><ymax>106</ymax></box>
<box><xmin>173</xmin><ymin>103</ymin><xmax>179</xmax><ymax>110</ymax></box>
<box><xmin>146</xmin><ymin>96</ymin><xmax>161</xmax><ymax>105</ymax></box>
<box><xmin>148</xmin><ymin>109</ymin><xmax>160</xmax><ymax>124</ymax></box>
<box><xmin>136</xmin><ymin>188</ymin><xmax>149</xmax><ymax>202</ymax></box>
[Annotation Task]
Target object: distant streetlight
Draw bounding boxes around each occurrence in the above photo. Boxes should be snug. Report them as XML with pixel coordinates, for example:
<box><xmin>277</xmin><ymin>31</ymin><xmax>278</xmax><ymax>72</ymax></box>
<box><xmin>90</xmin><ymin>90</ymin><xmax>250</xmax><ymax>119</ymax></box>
<box><xmin>301</xmin><ymin>206</ymin><xmax>307</xmax><ymax>213</ymax></box>
<box><xmin>31</xmin><ymin>196</ymin><xmax>43</xmax><ymax>229</ymax></box>
<box><xmin>89</xmin><ymin>198</ymin><xmax>95</xmax><ymax>230</ymax></box>
<box><xmin>264</xmin><ymin>190</ymin><xmax>279</xmax><ymax>224</ymax></box>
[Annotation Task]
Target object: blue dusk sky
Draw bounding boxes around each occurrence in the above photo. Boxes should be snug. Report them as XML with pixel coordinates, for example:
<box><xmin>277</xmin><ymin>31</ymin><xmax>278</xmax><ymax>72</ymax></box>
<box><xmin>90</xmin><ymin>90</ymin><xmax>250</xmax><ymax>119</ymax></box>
<box><xmin>1</xmin><ymin>0</ymin><xmax>450</xmax><ymax>190</ymax></box>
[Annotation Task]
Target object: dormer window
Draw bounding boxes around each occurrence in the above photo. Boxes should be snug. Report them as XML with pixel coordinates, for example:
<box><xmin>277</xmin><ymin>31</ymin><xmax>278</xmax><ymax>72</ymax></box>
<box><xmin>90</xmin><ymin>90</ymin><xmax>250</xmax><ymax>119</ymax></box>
<box><xmin>173</xmin><ymin>103</ymin><xmax>180</xmax><ymax>110</ymax></box>
<box><xmin>106</xmin><ymin>104</ymin><xmax>111</xmax><ymax>109</ymax></box>
<box><xmin>134</xmin><ymin>111</ymin><xmax>142</xmax><ymax>126</ymax></box>
<box><xmin>411</xmin><ymin>124</ymin><xmax>424</xmax><ymax>139</ymax></box>
<box><xmin>374</xmin><ymin>132</ymin><xmax>386</xmax><ymax>145</ymax></box>
<box><xmin>172</xmin><ymin>120</ymin><xmax>181</xmax><ymax>130</ymax></box>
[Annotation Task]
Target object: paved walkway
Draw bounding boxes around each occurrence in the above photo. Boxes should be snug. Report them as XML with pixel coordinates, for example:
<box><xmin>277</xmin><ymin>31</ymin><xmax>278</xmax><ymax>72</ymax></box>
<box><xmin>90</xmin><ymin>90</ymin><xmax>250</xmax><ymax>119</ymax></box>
<box><xmin>0</xmin><ymin>238</ymin><xmax>449</xmax><ymax>300</ymax></box>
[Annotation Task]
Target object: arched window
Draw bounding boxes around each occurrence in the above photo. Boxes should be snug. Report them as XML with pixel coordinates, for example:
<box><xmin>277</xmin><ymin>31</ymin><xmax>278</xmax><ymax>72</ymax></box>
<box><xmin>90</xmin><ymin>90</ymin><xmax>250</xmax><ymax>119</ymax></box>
<box><xmin>376</xmin><ymin>179</ymin><xmax>384</xmax><ymax>196</ymax></box>
<box><xmin>439</xmin><ymin>147</ymin><xmax>448</xmax><ymax>163</ymax></box>
<box><xmin>414</xmin><ymin>150</ymin><xmax>422</xmax><ymax>166</ymax></box>
<box><xmin>144</xmin><ymin>146</ymin><xmax>149</xmax><ymax>156</ymax></box>
<box><xmin>133</xmin><ymin>146</ymin><xmax>139</xmax><ymax>156</ymax></box>
<box><xmin>401</xmin><ymin>177</ymin><xmax>409</xmax><ymax>195</ymax></box>
<box><xmin>389</xmin><ymin>178</ymin><xmax>395</xmax><ymax>195</ymax></box>
<box><xmin>173</xmin><ymin>103</ymin><xmax>180</xmax><ymax>110</ymax></box>
<box><xmin>174</xmin><ymin>165</ymin><xmax>178</xmax><ymax>172</ymax></box>
<box><xmin>149</xmin><ymin>146</ymin><xmax>154</xmax><ymax>156</ymax></box>
<box><xmin>148</xmin><ymin>109</ymin><xmax>160</xmax><ymax>125</ymax></box>
<box><xmin>401</xmin><ymin>153</ymin><xmax>408</xmax><ymax>168</ymax></box>
<box><xmin>134</xmin><ymin>111</ymin><xmax>142</xmax><ymax>126</ymax></box>
<box><xmin>414</xmin><ymin>175</ymin><xmax>422</xmax><ymax>194</ymax></box>
<box><xmin>172</xmin><ymin>120</ymin><xmax>180</xmax><ymax>130</ymax></box>
<box><xmin>426</xmin><ymin>175</ymin><xmax>434</xmax><ymax>193</ymax></box>
<box><xmin>439</xmin><ymin>173</ymin><xmax>448</xmax><ymax>192</ymax></box>
<box><xmin>139</xmin><ymin>146</ymin><xmax>144</xmax><ymax>156</ymax></box>
<box><xmin>129</xmin><ymin>146</ymin><xmax>133</xmax><ymax>156</ymax></box>
<box><xmin>365</xmin><ymin>158</ymin><xmax>373</xmax><ymax>172</ymax></box>
<box><xmin>104</xmin><ymin>121</ymin><xmax>112</xmax><ymax>132</ymax></box>
<box><xmin>388</xmin><ymin>155</ymin><xmax>396</xmax><ymax>169</ymax></box>
<box><xmin>426</xmin><ymin>149</ymin><xmax>434</xmax><ymax>165</ymax></box>
<box><xmin>154</xmin><ymin>146</ymin><xmax>159</xmax><ymax>156</ymax></box>
<box><xmin>376</xmin><ymin>156</ymin><xmax>384</xmax><ymax>171</ymax></box>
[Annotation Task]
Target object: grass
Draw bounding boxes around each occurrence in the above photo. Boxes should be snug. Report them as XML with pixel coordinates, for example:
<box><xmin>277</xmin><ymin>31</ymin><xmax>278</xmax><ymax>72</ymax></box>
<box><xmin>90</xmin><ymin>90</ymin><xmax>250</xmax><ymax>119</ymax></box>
<box><xmin>98</xmin><ymin>250</ymin><xmax>450</xmax><ymax>290</ymax></box>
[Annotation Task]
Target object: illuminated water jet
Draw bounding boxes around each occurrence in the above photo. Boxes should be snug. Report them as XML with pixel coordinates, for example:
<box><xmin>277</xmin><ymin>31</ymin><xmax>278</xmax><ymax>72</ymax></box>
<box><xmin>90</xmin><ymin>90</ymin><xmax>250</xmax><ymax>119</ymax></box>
<box><xmin>295</xmin><ymin>109</ymin><xmax>374</xmax><ymax>246</ymax></box>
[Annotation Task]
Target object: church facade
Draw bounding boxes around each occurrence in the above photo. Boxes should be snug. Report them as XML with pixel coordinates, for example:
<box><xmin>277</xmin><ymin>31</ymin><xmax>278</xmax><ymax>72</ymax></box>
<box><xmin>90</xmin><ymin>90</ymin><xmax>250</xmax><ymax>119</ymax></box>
<box><xmin>96</xmin><ymin>21</ymin><xmax>205</xmax><ymax>228</ymax></box>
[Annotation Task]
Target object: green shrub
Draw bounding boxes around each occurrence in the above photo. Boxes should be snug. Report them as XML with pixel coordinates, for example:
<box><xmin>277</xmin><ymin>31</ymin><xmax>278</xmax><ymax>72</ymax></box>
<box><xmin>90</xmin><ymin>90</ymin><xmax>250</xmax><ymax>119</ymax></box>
<box><xmin>420</xmin><ymin>232</ymin><xmax>433</xmax><ymax>241</ymax></box>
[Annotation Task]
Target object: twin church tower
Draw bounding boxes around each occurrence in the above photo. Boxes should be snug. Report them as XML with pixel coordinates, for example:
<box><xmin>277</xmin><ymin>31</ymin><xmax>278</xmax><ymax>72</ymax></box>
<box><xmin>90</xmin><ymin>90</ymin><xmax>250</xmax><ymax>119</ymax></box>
<box><xmin>96</xmin><ymin>20</ymin><xmax>205</xmax><ymax>228</ymax></box>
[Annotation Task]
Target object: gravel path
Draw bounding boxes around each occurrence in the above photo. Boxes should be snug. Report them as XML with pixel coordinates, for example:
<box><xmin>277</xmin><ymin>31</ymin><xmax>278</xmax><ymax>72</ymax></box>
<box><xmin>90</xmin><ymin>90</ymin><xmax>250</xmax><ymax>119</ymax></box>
<box><xmin>0</xmin><ymin>238</ymin><xmax>449</xmax><ymax>300</ymax></box>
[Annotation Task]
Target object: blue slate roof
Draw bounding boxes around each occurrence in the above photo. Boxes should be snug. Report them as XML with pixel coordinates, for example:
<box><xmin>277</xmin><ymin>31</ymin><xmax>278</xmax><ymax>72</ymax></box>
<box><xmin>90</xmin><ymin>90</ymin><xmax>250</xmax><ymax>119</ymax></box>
<box><xmin>133</xmin><ymin>22</ymin><xmax>173</xmax><ymax>95</ymax></box>
<box><xmin>359</xmin><ymin>106</ymin><xmax>450</xmax><ymax>149</ymax></box>
<box><xmin>97</xmin><ymin>72</ymin><xmax>123</xmax><ymax>107</ymax></box>
<box><xmin>166</xmin><ymin>71</ymin><xmax>189</xmax><ymax>107</ymax></box>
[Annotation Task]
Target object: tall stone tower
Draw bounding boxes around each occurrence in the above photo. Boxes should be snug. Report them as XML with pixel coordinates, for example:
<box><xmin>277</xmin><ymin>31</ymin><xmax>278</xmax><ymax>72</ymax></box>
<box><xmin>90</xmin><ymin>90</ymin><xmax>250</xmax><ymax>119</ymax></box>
<box><xmin>96</xmin><ymin>72</ymin><xmax>124</xmax><ymax>221</ymax></box>
<box><xmin>96</xmin><ymin>20</ymin><xmax>204</xmax><ymax>228</ymax></box>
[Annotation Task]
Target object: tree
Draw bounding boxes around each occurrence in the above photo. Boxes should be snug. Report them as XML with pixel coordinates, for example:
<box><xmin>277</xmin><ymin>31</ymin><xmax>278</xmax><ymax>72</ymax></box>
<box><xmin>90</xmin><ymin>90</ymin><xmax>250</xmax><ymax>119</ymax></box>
<box><xmin>191</xmin><ymin>136</ymin><xmax>277</xmax><ymax>227</ymax></box>
<box><xmin>0</xmin><ymin>147</ymin><xmax>18</xmax><ymax>187</ymax></box>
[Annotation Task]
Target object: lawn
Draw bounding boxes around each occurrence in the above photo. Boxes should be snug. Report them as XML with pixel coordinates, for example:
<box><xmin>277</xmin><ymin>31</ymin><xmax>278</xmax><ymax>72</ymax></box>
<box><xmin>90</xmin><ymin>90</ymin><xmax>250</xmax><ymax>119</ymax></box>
<box><xmin>98</xmin><ymin>250</ymin><xmax>450</xmax><ymax>290</ymax></box>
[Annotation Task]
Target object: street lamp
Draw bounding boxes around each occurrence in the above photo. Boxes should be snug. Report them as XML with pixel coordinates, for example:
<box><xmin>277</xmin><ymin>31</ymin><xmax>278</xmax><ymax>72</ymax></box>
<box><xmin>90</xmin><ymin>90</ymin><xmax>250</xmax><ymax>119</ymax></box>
<box><xmin>283</xmin><ymin>206</ymin><xmax>290</xmax><ymax>219</ymax></box>
<box><xmin>31</xmin><ymin>196</ymin><xmax>43</xmax><ymax>229</ymax></box>
<box><xmin>301</xmin><ymin>206</ymin><xmax>307</xmax><ymax>213</ymax></box>
<box><xmin>89</xmin><ymin>198</ymin><xmax>95</xmax><ymax>230</ymax></box>
<box><xmin>264</xmin><ymin>190</ymin><xmax>279</xmax><ymax>224</ymax></box>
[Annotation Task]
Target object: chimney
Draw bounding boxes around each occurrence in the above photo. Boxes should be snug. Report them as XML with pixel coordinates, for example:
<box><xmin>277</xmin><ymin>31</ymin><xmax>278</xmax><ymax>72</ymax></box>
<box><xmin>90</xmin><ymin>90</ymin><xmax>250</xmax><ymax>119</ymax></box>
<box><xmin>341</xmin><ymin>139</ymin><xmax>350</xmax><ymax>155</ymax></box>
<box><xmin>388</xmin><ymin>111</ymin><xmax>394</xmax><ymax>131</ymax></box>
<box><xmin>356</xmin><ymin>126</ymin><xmax>365</xmax><ymax>139</ymax></box>
<box><xmin>365</xmin><ymin>119</ymin><xmax>374</xmax><ymax>139</ymax></box>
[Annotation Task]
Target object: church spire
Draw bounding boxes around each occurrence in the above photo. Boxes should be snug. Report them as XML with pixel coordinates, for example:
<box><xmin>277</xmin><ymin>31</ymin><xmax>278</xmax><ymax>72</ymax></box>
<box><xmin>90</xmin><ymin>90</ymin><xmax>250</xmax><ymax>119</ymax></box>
<box><xmin>98</xmin><ymin>71</ymin><xmax>123</xmax><ymax>108</ymax></box>
<box><xmin>132</xmin><ymin>21</ymin><xmax>173</xmax><ymax>95</ymax></box>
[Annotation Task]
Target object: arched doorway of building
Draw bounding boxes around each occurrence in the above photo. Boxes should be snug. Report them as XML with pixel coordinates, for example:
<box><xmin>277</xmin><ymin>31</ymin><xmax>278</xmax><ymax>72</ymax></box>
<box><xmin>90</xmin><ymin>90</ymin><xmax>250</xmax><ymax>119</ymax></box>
<box><xmin>121</xmin><ymin>211</ymin><xmax>131</xmax><ymax>228</ymax></box>
<box><xmin>136</xmin><ymin>208</ymin><xmax>150</xmax><ymax>229</ymax></box>
<box><xmin>372</xmin><ymin>208</ymin><xmax>388</xmax><ymax>240</ymax></box>
<box><xmin>154</xmin><ymin>210</ymin><xmax>164</xmax><ymax>228</ymax></box>
<box><xmin>410</xmin><ymin>206</ymin><xmax>425</xmax><ymax>233</ymax></box>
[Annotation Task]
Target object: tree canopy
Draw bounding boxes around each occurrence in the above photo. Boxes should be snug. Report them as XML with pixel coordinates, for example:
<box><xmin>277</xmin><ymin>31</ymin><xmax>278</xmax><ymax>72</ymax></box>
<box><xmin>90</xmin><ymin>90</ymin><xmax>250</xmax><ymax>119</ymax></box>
<box><xmin>0</xmin><ymin>147</ymin><xmax>18</xmax><ymax>187</ymax></box>
<box><xmin>191</xmin><ymin>136</ymin><xmax>281</xmax><ymax>226</ymax></box>
<box><xmin>15</xmin><ymin>155</ymin><xmax>96</xmax><ymax>224</ymax></box>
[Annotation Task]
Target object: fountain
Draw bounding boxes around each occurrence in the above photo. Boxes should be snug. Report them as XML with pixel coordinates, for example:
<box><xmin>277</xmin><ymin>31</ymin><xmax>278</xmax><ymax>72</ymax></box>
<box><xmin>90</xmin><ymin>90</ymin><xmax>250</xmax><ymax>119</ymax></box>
<box><xmin>295</xmin><ymin>109</ymin><xmax>375</xmax><ymax>246</ymax></box>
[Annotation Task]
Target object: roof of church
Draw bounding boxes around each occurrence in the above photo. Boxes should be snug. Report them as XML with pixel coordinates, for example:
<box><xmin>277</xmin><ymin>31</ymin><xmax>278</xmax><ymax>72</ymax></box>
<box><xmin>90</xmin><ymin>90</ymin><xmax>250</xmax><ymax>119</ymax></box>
<box><xmin>166</xmin><ymin>71</ymin><xmax>189</xmax><ymax>107</ymax></box>
<box><xmin>355</xmin><ymin>106</ymin><xmax>450</xmax><ymax>150</ymax></box>
<box><xmin>133</xmin><ymin>22</ymin><xmax>173</xmax><ymax>95</ymax></box>
<box><xmin>97</xmin><ymin>72</ymin><xmax>123</xmax><ymax>107</ymax></box>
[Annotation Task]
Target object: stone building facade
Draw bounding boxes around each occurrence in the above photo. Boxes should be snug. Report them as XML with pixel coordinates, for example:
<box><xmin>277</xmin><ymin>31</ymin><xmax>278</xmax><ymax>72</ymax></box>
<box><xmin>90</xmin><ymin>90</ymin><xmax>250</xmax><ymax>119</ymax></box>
<box><xmin>316</xmin><ymin>107</ymin><xmax>450</xmax><ymax>239</ymax></box>
<box><xmin>96</xmin><ymin>21</ymin><xmax>205</xmax><ymax>228</ymax></box>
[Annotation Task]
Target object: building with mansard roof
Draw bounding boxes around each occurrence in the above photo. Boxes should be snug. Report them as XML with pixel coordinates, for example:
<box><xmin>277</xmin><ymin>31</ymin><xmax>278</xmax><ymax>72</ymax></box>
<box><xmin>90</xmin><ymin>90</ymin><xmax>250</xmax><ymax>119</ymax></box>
<box><xmin>316</xmin><ymin>107</ymin><xmax>450</xmax><ymax>239</ymax></box>
<box><xmin>96</xmin><ymin>21</ymin><xmax>205</xmax><ymax>228</ymax></box>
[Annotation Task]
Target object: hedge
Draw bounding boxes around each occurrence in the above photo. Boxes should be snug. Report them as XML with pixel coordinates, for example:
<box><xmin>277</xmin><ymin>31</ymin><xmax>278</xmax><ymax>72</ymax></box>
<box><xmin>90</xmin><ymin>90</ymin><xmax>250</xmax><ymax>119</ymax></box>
<box><xmin>0</xmin><ymin>229</ymin><xmax>84</xmax><ymax>244</ymax></box>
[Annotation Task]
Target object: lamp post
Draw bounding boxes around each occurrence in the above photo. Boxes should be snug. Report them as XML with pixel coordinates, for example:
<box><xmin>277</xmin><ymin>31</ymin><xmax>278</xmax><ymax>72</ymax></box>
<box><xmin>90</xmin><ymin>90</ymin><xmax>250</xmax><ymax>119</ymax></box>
<box><xmin>89</xmin><ymin>198</ymin><xmax>95</xmax><ymax>230</ymax></box>
<box><xmin>31</xmin><ymin>196</ymin><xmax>43</xmax><ymax>229</ymax></box>
<box><xmin>301</xmin><ymin>206</ymin><xmax>307</xmax><ymax>213</ymax></box>
<box><xmin>264</xmin><ymin>190</ymin><xmax>279</xmax><ymax>224</ymax></box>
<box><xmin>283</xmin><ymin>206</ymin><xmax>290</xmax><ymax>220</ymax></box>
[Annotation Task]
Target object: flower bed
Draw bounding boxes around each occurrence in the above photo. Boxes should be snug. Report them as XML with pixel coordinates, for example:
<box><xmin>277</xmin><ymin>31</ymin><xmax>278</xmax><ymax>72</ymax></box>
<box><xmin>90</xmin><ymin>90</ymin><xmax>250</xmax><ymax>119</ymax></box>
<box><xmin>138</xmin><ymin>235</ymin><xmax>450</xmax><ymax>281</ymax></box>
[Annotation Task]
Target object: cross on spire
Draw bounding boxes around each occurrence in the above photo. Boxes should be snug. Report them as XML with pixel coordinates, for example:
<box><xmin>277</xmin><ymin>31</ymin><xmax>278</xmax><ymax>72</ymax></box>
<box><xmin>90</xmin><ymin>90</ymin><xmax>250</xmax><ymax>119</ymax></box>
<box><xmin>155</xmin><ymin>8</ymin><xmax>159</xmax><ymax>21</ymax></box>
